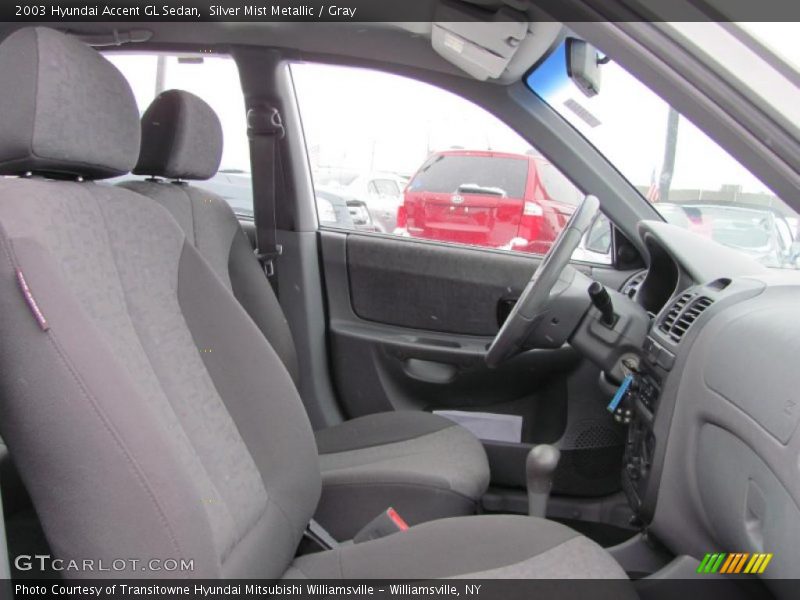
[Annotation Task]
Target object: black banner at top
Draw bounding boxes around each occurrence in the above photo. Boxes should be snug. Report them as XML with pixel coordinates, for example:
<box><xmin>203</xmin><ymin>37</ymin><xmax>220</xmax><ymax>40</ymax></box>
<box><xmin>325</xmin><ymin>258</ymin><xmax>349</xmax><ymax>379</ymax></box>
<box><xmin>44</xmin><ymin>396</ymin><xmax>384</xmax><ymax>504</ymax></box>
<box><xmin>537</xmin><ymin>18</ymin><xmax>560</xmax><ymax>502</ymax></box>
<box><xmin>3</xmin><ymin>0</ymin><xmax>800</xmax><ymax>22</ymax></box>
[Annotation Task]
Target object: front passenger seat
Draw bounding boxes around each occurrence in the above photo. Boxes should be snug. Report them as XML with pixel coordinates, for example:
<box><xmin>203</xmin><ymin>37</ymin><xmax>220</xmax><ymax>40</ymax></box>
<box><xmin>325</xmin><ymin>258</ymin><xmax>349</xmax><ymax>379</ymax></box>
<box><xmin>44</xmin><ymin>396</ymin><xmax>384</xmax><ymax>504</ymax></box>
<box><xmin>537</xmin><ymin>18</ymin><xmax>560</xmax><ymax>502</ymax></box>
<box><xmin>119</xmin><ymin>89</ymin><xmax>490</xmax><ymax>539</ymax></box>
<box><xmin>0</xmin><ymin>27</ymin><xmax>633</xmax><ymax>587</ymax></box>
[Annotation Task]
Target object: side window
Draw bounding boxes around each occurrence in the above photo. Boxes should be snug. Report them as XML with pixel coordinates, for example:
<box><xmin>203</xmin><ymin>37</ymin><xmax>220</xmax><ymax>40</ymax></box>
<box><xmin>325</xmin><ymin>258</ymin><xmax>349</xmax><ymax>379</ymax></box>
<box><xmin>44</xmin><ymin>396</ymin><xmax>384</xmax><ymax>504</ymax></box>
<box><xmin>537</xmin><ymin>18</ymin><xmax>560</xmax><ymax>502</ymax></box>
<box><xmin>292</xmin><ymin>63</ymin><xmax>584</xmax><ymax>256</ymax></box>
<box><xmin>537</xmin><ymin>162</ymin><xmax>584</xmax><ymax>207</ymax></box>
<box><xmin>105</xmin><ymin>54</ymin><xmax>252</xmax><ymax>216</ymax></box>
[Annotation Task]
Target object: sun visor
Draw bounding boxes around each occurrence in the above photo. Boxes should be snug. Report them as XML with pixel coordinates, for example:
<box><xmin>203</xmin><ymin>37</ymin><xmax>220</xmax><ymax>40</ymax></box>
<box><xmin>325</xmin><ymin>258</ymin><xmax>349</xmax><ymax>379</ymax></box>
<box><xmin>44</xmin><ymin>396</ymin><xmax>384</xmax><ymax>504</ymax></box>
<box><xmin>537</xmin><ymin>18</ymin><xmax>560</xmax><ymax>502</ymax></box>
<box><xmin>432</xmin><ymin>1</ymin><xmax>528</xmax><ymax>81</ymax></box>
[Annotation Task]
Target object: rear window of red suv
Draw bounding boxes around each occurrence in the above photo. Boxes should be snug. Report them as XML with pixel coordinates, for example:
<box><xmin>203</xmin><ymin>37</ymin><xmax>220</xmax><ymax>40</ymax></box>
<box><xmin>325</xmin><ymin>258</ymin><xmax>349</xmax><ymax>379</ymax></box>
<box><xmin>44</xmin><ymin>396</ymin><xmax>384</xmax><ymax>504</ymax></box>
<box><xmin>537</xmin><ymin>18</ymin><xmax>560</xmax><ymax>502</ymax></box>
<box><xmin>409</xmin><ymin>155</ymin><xmax>528</xmax><ymax>198</ymax></box>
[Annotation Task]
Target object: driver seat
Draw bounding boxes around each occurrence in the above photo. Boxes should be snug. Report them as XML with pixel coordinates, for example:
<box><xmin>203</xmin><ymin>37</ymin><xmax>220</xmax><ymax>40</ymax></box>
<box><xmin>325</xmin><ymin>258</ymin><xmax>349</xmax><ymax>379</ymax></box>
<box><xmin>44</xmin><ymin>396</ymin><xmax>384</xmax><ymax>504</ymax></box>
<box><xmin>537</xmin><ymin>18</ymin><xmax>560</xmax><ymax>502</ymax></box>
<box><xmin>118</xmin><ymin>89</ymin><xmax>490</xmax><ymax>540</ymax></box>
<box><xmin>0</xmin><ymin>27</ymin><xmax>633</xmax><ymax>587</ymax></box>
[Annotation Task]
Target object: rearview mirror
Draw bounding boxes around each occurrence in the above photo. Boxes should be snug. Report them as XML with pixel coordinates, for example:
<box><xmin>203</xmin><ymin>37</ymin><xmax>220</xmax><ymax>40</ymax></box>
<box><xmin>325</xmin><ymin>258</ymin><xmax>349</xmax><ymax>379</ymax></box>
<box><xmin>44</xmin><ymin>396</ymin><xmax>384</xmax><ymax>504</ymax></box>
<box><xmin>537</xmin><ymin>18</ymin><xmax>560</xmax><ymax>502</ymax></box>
<box><xmin>566</xmin><ymin>39</ymin><xmax>602</xmax><ymax>98</ymax></box>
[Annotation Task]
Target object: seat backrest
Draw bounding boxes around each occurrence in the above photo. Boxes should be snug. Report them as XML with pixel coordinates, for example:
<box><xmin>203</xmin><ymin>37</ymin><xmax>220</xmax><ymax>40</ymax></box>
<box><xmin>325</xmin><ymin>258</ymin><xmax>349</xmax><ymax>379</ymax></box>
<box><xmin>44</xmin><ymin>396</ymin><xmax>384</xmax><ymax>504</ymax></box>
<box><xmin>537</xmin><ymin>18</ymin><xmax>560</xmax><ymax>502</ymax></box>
<box><xmin>120</xmin><ymin>90</ymin><xmax>300</xmax><ymax>385</ymax></box>
<box><xmin>0</xmin><ymin>27</ymin><xmax>320</xmax><ymax>578</ymax></box>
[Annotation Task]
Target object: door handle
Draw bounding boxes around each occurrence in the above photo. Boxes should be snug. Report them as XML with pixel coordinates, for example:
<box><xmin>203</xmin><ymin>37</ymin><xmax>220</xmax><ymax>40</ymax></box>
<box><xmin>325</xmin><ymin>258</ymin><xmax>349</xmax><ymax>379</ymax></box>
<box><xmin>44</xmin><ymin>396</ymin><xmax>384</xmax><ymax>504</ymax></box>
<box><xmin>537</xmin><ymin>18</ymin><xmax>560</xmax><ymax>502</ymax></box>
<box><xmin>497</xmin><ymin>298</ymin><xmax>518</xmax><ymax>327</ymax></box>
<box><xmin>402</xmin><ymin>358</ymin><xmax>457</xmax><ymax>384</ymax></box>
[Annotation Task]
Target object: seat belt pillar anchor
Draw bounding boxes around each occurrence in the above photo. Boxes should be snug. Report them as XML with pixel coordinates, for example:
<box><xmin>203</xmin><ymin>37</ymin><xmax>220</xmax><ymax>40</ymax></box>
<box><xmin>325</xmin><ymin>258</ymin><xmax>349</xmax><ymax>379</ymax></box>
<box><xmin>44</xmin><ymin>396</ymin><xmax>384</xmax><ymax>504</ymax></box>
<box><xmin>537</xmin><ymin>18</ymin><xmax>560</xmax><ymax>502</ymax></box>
<box><xmin>247</xmin><ymin>106</ymin><xmax>285</xmax><ymax>139</ymax></box>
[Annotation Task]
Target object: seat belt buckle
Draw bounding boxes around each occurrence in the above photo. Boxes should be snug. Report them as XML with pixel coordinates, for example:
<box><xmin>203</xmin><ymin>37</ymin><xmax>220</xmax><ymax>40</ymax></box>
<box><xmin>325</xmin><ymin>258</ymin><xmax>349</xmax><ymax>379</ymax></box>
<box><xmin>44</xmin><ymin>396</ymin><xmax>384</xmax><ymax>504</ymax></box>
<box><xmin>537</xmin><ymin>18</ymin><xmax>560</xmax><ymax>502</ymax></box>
<box><xmin>304</xmin><ymin>518</ymin><xmax>339</xmax><ymax>550</ymax></box>
<box><xmin>255</xmin><ymin>244</ymin><xmax>283</xmax><ymax>277</ymax></box>
<box><xmin>247</xmin><ymin>106</ymin><xmax>285</xmax><ymax>139</ymax></box>
<box><xmin>353</xmin><ymin>507</ymin><xmax>409</xmax><ymax>544</ymax></box>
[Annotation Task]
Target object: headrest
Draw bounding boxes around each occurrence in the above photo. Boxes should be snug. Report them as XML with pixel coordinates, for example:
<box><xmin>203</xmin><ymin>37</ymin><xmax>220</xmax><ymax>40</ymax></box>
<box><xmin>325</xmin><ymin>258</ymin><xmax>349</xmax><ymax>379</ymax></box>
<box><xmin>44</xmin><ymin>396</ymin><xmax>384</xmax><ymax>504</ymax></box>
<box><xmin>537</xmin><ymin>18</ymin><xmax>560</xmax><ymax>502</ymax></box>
<box><xmin>0</xmin><ymin>27</ymin><xmax>140</xmax><ymax>179</ymax></box>
<box><xmin>133</xmin><ymin>90</ymin><xmax>223</xmax><ymax>181</ymax></box>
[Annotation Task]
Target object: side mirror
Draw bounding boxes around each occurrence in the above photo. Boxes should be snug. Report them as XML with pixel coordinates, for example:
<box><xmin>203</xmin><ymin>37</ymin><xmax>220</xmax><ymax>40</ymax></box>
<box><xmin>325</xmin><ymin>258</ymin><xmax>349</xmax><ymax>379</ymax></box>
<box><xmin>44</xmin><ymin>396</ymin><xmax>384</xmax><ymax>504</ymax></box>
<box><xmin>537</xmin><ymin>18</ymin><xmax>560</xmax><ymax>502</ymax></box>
<box><xmin>566</xmin><ymin>39</ymin><xmax>603</xmax><ymax>98</ymax></box>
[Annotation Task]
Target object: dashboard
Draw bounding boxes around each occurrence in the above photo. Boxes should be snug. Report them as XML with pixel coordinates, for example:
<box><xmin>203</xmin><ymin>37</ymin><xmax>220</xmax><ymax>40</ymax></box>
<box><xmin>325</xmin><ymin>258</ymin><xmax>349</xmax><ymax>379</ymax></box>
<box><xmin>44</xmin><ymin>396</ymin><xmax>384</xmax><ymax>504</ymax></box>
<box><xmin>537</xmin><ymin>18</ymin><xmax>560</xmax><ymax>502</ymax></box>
<box><xmin>615</xmin><ymin>221</ymin><xmax>800</xmax><ymax>593</ymax></box>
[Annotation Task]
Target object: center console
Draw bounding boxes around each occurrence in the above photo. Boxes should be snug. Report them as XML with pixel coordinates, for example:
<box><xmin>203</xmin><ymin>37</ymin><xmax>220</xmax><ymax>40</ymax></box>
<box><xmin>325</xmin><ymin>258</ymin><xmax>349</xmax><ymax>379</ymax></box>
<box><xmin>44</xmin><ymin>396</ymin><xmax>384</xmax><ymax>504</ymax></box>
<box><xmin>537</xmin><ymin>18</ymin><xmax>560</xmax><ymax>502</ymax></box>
<box><xmin>620</xmin><ymin>337</ymin><xmax>672</xmax><ymax>519</ymax></box>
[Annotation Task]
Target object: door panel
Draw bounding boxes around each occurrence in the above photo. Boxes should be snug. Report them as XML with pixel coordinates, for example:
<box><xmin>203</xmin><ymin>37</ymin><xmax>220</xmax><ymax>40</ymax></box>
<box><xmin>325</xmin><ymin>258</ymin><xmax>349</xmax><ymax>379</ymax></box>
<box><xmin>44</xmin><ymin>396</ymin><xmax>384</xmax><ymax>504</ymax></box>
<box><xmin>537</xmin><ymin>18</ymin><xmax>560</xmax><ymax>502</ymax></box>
<box><xmin>347</xmin><ymin>234</ymin><xmax>545</xmax><ymax>335</ymax></box>
<box><xmin>320</xmin><ymin>231</ymin><xmax>631</xmax><ymax>498</ymax></box>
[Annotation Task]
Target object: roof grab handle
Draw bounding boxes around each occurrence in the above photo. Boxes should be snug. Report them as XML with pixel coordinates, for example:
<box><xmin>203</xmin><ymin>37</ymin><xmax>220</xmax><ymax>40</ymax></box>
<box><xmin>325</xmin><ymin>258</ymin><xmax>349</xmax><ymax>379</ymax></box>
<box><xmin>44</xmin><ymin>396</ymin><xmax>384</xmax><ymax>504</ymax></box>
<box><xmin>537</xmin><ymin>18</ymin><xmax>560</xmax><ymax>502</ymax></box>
<box><xmin>63</xmin><ymin>28</ymin><xmax>154</xmax><ymax>47</ymax></box>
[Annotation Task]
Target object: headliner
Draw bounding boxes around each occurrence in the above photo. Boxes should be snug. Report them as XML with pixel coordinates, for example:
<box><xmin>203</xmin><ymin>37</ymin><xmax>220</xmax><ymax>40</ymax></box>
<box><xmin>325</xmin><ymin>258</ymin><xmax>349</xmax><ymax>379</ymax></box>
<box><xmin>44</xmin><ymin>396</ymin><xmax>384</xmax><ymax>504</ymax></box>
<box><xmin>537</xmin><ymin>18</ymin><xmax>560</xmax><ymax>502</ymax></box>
<box><xmin>0</xmin><ymin>20</ymin><xmax>564</xmax><ymax>84</ymax></box>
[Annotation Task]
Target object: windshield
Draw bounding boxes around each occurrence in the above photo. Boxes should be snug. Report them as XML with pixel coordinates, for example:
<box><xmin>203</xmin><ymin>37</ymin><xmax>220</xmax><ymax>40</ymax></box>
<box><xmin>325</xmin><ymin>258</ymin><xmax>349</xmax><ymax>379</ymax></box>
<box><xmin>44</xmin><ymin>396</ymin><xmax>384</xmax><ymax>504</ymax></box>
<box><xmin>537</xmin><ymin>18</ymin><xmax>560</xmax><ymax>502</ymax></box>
<box><xmin>526</xmin><ymin>31</ymin><xmax>799</xmax><ymax>269</ymax></box>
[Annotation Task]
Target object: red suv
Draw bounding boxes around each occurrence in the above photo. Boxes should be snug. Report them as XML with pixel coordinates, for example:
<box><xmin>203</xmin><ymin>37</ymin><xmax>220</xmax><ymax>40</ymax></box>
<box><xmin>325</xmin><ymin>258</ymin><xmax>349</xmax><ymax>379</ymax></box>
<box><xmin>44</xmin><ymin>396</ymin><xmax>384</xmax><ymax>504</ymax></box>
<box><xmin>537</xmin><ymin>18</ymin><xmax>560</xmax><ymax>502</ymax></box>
<box><xmin>396</xmin><ymin>150</ymin><xmax>581</xmax><ymax>254</ymax></box>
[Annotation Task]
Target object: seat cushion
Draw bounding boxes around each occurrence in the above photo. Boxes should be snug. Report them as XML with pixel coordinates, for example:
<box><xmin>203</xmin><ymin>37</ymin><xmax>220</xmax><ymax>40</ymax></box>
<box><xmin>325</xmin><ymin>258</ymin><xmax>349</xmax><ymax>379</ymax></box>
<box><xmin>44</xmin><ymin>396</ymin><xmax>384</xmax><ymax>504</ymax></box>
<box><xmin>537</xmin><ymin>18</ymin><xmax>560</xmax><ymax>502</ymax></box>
<box><xmin>120</xmin><ymin>179</ymin><xmax>301</xmax><ymax>385</ymax></box>
<box><xmin>287</xmin><ymin>515</ymin><xmax>633</xmax><ymax>586</ymax></box>
<box><xmin>0</xmin><ymin>28</ymin><xmax>321</xmax><ymax>578</ymax></box>
<box><xmin>122</xmin><ymin>91</ymin><xmax>492</xmax><ymax>541</ymax></box>
<box><xmin>314</xmin><ymin>412</ymin><xmax>490</xmax><ymax>540</ymax></box>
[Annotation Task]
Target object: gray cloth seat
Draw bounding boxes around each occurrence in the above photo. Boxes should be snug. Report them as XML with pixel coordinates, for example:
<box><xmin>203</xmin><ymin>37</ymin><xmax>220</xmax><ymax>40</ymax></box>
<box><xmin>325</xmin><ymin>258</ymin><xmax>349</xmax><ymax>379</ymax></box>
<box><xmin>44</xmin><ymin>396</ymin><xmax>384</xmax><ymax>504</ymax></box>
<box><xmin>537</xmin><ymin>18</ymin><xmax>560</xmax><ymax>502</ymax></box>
<box><xmin>119</xmin><ymin>89</ymin><xmax>490</xmax><ymax>539</ymax></box>
<box><xmin>0</xmin><ymin>26</ymin><xmax>632</xmax><ymax>585</ymax></box>
<box><xmin>288</xmin><ymin>515</ymin><xmax>630</xmax><ymax>580</ymax></box>
<box><xmin>314</xmin><ymin>412</ymin><xmax>488</xmax><ymax>539</ymax></box>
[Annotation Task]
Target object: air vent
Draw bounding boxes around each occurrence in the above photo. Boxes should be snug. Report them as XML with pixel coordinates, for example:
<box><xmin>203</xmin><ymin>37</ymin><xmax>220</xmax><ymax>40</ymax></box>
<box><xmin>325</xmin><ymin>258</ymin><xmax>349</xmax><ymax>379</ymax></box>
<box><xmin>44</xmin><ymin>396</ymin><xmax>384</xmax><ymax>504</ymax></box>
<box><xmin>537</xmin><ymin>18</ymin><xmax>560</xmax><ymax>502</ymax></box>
<box><xmin>621</xmin><ymin>270</ymin><xmax>647</xmax><ymax>299</ymax></box>
<box><xmin>659</xmin><ymin>295</ymin><xmax>714</xmax><ymax>343</ymax></box>
<box><xmin>660</xmin><ymin>293</ymin><xmax>692</xmax><ymax>335</ymax></box>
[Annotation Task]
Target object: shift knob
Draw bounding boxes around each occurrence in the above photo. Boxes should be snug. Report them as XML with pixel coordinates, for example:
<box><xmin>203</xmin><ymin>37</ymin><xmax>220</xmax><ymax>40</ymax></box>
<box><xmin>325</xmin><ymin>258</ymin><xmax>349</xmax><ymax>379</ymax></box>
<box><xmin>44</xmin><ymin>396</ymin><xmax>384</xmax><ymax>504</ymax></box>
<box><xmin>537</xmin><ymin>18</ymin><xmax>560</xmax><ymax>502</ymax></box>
<box><xmin>526</xmin><ymin>444</ymin><xmax>561</xmax><ymax>518</ymax></box>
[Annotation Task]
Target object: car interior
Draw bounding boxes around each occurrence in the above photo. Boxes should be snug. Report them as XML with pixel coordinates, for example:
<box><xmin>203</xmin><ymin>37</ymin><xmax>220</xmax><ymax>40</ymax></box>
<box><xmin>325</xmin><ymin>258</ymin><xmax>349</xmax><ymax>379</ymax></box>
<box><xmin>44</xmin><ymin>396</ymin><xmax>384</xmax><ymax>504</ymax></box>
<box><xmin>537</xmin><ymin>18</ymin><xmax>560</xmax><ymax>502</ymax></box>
<box><xmin>0</xmin><ymin>3</ymin><xmax>797</xmax><ymax>598</ymax></box>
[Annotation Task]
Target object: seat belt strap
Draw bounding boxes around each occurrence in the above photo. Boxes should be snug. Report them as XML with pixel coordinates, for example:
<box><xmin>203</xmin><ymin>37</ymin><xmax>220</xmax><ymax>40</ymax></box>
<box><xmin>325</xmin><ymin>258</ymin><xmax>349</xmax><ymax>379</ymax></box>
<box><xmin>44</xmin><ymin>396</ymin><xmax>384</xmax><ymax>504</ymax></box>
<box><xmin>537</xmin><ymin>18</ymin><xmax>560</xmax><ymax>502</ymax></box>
<box><xmin>304</xmin><ymin>518</ymin><xmax>339</xmax><ymax>550</ymax></box>
<box><xmin>247</xmin><ymin>105</ymin><xmax>284</xmax><ymax>278</ymax></box>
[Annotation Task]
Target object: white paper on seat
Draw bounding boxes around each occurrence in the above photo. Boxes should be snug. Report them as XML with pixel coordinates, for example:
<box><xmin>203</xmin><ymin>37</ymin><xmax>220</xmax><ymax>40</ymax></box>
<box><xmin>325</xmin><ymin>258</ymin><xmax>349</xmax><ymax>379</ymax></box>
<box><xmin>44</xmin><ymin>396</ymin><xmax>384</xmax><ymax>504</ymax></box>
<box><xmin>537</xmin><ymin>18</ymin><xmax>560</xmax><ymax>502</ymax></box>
<box><xmin>433</xmin><ymin>410</ymin><xmax>522</xmax><ymax>443</ymax></box>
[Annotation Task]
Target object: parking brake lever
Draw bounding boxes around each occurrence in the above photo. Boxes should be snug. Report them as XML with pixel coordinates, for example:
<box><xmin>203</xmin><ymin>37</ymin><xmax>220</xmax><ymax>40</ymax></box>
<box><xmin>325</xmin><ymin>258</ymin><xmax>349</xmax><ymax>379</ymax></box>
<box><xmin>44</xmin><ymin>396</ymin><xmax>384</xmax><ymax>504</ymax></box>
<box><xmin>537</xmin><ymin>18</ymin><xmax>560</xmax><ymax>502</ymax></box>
<box><xmin>588</xmin><ymin>282</ymin><xmax>615</xmax><ymax>326</ymax></box>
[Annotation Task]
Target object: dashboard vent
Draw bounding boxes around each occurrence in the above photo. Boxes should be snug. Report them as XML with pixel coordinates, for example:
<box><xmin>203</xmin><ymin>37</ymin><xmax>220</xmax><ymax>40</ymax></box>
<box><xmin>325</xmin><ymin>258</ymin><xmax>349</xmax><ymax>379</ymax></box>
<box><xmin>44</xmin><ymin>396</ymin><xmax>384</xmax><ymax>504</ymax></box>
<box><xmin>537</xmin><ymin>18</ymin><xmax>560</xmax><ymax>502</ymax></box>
<box><xmin>621</xmin><ymin>270</ymin><xmax>647</xmax><ymax>299</ymax></box>
<box><xmin>659</xmin><ymin>294</ymin><xmax>714</xmax><ymax>343</ymax></box>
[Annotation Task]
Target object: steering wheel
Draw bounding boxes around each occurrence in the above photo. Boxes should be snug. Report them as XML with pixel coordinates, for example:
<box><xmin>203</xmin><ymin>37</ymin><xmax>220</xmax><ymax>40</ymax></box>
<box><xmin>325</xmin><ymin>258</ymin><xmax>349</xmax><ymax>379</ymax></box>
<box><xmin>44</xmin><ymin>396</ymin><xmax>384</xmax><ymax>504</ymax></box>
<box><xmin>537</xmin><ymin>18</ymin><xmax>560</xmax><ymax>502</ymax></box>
<box><xmin>486</xmin><ymin>195</ymin><xmax>600</xmax><ymax>367</ymax></box>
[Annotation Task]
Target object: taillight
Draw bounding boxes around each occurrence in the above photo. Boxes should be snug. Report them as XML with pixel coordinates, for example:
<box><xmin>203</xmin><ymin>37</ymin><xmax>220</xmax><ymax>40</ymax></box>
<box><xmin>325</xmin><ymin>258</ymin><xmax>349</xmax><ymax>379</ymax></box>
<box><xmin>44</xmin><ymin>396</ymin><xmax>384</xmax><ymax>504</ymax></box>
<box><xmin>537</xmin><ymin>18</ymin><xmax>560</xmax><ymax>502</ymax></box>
<box><xmin>396</xmin><ymin>203</ymin><xmax>407</xmax><ymax>228</ymax></box>
<box><xmin>518</xmin><ymin>201</ymin><xmax>543</xmax><ymax>243</ymax></box>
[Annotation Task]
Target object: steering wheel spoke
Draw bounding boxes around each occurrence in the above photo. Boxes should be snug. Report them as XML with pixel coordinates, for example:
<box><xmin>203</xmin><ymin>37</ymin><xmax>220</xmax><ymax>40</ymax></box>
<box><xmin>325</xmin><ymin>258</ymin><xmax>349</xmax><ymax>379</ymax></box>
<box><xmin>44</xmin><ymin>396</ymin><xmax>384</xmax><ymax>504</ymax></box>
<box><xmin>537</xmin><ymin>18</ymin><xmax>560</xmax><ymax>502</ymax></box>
<box><xmin>486</xmin><ymin>195</ymin><xmax>600</xmax><ymax>367</ymax></box>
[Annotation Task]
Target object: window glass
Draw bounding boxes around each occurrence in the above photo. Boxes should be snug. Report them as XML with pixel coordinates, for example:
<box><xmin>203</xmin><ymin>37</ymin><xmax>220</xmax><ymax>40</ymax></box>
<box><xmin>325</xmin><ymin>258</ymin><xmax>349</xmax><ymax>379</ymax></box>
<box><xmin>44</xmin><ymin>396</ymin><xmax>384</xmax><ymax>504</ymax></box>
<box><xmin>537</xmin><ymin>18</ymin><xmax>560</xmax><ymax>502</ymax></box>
<box><xmin>537</xmin><ymin>162</ymin><xmax>585</xmax><ymax>207</ymax></box>
<box><xmin>527</xmin><ymin>39</ymin><xmax>799</xmax><ymax>269</ymax></box>
<box><xmin>292</xmin><ymin>63</ymin><xmax>585</xmax><ymax>257</ymax></box>
<box><xmin>738</xmin><ymin>23</ymin><xmax>800</xmax><ymax>70</ymax></box>
<box><xmin>572</xmin><ymin>213</ymin><xmax>613</xmax><ymax>265</ymax></box>
<box><xmin>106</xmin><ymin>54</ymin><xmax>252</xmax><ymax>216</ymax></box>
<box><xmin>371</xmin><ymin>179</ymin><xmax>401</xmax><ymax>196</ymax></box>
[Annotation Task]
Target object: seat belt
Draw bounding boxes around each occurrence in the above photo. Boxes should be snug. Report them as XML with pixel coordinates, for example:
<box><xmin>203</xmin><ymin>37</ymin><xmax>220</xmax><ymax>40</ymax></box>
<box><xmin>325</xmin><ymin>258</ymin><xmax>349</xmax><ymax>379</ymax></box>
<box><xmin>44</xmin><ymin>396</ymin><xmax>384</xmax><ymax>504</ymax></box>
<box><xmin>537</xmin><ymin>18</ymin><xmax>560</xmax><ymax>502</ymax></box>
<box><xmin>246</xmin><ymin>105</ymin><xmax>285</xmax><ymax>278</ymax></box>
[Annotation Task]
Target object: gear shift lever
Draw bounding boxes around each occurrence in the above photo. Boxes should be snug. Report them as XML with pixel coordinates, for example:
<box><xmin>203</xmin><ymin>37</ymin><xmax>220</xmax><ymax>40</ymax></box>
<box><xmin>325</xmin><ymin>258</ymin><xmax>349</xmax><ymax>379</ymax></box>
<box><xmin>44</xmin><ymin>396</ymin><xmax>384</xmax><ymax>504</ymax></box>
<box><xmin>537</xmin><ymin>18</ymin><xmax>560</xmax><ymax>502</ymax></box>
<box><xmin>526</xmin><ymin>444</ymin><xmax>560</xmax><ymax>518</ymax></box>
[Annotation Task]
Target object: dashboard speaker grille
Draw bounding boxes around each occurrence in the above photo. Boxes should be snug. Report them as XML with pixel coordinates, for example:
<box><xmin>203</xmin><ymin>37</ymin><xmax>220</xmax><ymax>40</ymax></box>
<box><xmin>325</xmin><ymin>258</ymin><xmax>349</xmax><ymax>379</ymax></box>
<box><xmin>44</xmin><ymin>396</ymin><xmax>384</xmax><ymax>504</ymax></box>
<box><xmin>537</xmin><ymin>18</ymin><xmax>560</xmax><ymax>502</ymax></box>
<box><xmin>573</xmin><ymin>424</ymin><xmax>622</xmax><ymax>449</ymax></box>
